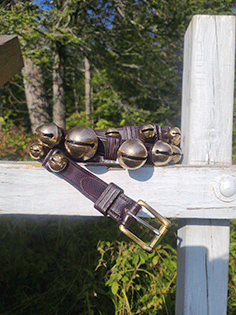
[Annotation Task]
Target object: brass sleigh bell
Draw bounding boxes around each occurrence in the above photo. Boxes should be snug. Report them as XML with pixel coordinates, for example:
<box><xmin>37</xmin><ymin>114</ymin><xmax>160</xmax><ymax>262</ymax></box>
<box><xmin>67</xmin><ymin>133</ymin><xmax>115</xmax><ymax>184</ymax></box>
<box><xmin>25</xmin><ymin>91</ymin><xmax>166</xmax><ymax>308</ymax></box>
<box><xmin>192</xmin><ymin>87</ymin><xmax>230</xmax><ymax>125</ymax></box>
<box><xmin>117</xmin><ymin>139</ymin><xmax>148</xmax><ymax>170</ymax></box>
<box><xmin>35</xmin><ymin>122</ymin><xmax>62</xmax><ymax>148</ymax></box>
<box><xmin>64</xmin><ymin>125</ymin><xmax>98</xmax><ymax>161</ymax></box>
<box><xmin>105</xmin><ymin>127</ymin><xmax>120</xmax><ymax>137</ymax></box>
<box><xmin>47</xmin><ymin>151</ymin><xmax>68</xmax><ymax>173</ymax></box>
<box><xmin>140</xmin><ymin>124</ymin><xmax>156</xmax><ymax>139</ymax></box>
<box><xmin>170</xmin><ymin>145</ymin><xmax>182</xmax><ymax>164</ymax></box>
<box><xmin>28</xmin><ymin>141</ymin><xmax>45</xmax><ymax>160</ymax></box>
<box><xmin>151</xmin><ymin>140</ymin><xmax>173</xmax><ymax>166</ymax></box>
<box><xmin>168</xmin><ymin>127</ymin><xmax>181</xmax><ymax>145</ymax></box>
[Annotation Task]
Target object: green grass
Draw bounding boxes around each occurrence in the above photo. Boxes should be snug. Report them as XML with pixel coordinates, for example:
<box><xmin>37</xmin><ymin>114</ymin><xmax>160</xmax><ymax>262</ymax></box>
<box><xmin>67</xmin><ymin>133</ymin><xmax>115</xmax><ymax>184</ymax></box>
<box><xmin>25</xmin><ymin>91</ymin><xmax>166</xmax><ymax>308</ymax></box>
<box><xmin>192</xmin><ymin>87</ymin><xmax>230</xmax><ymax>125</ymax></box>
<box><xmin>0</xmin><ymin>216</ymin><xmax>235</xmax><ymax>314</ymax></box>
<box><xmin>0</xmin><ymin>215</ymin><xmax>116</xmax><ymax>315</ymax></box>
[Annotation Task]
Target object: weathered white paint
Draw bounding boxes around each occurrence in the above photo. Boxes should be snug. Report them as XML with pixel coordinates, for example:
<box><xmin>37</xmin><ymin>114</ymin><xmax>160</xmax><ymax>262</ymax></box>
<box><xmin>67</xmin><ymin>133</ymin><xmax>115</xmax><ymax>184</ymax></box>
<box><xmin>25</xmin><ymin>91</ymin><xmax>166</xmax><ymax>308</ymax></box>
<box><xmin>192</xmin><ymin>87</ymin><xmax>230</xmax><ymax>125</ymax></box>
<box><xmin>176</xmin><ymin>15</ymin><xmax>235</xmax><ymax>315</ymax></box>
<box><xmin>176</xmin><ymin>219</ymin><xmax>230</xmax><ymax>315</ymax></box>
<box><xmin>181</xmin><ymin>16</ymin><xmax>235</xmax><ymax>166</ymax></box>
<box><xmin>219</xmin><ymin>178</ymin><xmax>236</xmax><ymax>198</ymax></box>
<box><xmin>2</xmin><ymin>161</ymin><xmax>236</xmax><ymax>218</ymax></box>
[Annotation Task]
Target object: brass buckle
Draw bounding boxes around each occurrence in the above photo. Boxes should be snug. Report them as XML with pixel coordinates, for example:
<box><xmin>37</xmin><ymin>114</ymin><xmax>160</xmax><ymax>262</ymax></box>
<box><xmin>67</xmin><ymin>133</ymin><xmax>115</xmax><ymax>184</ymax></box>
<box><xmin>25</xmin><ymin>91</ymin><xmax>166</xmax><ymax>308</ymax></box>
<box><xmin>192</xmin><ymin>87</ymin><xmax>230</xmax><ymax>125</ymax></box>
<box><xmin>119</xmin><ymin>200</ymin><xmax>171</xmax><ymax>252</ymax></box>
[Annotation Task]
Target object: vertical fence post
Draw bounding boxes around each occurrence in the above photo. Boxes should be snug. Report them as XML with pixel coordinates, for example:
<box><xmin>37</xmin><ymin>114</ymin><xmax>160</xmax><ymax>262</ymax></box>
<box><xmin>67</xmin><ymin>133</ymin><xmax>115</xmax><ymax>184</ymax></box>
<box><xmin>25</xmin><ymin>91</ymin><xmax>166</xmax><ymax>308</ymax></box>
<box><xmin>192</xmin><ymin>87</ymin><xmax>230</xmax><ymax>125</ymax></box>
<box><xmin>175</xmin><ymin>15</ymin><xmax>235</xmax><ymax>315</ymax></box>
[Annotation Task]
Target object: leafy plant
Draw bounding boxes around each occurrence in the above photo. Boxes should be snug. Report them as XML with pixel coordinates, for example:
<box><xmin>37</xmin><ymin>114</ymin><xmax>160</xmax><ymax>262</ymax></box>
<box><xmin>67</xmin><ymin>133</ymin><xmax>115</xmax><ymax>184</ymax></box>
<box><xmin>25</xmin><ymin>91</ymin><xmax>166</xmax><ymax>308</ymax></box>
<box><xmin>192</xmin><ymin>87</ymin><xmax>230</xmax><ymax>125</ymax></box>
<box><xmin>66</xmin><ymin>111</ymin><xmax>92</xmax><ymax>129</ymax></box>
<box><xmin>96</xmin><ymin>219</ymin><xmax>178</xmax><ymax>315</ymax></box>
<box><xmin>0</xmin><ymin>113</ymin><xmax>33</xmax><ymax>161</ymax></box>
<box><xmin>97</xmin><ymin>241</ymin><xmax>176</xmax><ymax>315</ymax></box>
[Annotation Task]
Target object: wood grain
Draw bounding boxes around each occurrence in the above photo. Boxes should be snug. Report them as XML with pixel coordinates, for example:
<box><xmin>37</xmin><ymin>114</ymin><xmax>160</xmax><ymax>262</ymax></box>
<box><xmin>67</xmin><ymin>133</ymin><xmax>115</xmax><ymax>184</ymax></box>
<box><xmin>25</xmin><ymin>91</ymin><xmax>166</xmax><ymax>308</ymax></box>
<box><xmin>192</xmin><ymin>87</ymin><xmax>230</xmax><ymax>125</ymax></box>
<box><xmin>0</xmin><ymin>35</ymin><xmax>24</xmax><ymax>87</ymax></box>
<box><xmin>1</xmin><ymin>162</ymin><xmax>236</xmax><ymax>218</ymax></box>
<box><xmin>176</xmin><ymin>15</ymin><xmax>235</xmax><ymax>315</ymax></box>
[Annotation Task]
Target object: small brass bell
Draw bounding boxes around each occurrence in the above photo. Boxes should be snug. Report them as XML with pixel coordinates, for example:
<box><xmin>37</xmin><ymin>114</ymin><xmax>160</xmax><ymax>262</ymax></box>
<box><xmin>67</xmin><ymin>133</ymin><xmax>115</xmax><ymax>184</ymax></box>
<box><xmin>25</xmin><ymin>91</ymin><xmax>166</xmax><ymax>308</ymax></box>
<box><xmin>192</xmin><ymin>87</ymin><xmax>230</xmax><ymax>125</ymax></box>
<box><xmin>168</xmin><ymin>127</ymin><xmax>181</xmax><ymax>145</ymax></box>
<box><xmin>151</xmin><ymin>140</ymin><xmax>173</xmax><ymax>166</ymax></box>
<box><xmin>64</xmin><ymin>126</ymin><xmax>98</xmax><ymax>161</ymax></box>
<box><xmin>140</xmin><ymin>124</ymin><xmax>156</xmax><ymax>139</ymax></box>
<box><xmin>47</xmin><ymin>151</ymin><xmax>68</xmax><ymax>172</ymax></box>
<box><xmin>105</xmin><ymin>127</ymin><xmax>120</xmax><ymax>137</ymax></box>
<box><xmin>170</xmin><ymin>145</ymin><xmax>182</xmax><ymax>164</ymax></box>
<box><xmin>117</xmin><ymin>139</ymin><xmax>148</xmax><ymax>170</ymax></box>
<box><xmin>28</xmin><ymin>141</ymin><xmax>44</xmax><ymax>160</ymax></box>
<box><xmin>35</xmin><ymin>122</ymin><xmax>62</xmax><ymax>148</ymax></box>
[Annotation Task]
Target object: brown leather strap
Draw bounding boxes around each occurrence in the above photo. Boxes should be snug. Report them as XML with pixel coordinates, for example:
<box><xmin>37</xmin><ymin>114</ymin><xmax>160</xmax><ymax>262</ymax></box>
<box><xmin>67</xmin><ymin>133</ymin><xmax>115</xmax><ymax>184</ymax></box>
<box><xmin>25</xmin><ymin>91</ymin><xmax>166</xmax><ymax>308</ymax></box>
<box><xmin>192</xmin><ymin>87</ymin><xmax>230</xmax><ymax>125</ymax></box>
<box><xmin>30</xmin><ymin>123</ymin><xmax>180</xmax><ymax>233</ymax></box>
<box><xmin>93</xmin><ymin>123</ymin><xmax>165</xmax><ymax>140</ymax></box>
<box><xmin>94</xmin><ymin>124</ymin><xmax>169</xmax><ymax>161</ymax></box>
<box><xmin>62</xmin><ymin>124</ymin><xmax>170</xmax><ymax>162</ymax></box>
<box><xmin>104</xmin><ymin>136</ymin><xmax>120</xmax><ymax>160</ymax></box>
<box><xmin>42</xmin><ymin>149</ymin><xmax>141</xmax><ymax>228</ymax></box>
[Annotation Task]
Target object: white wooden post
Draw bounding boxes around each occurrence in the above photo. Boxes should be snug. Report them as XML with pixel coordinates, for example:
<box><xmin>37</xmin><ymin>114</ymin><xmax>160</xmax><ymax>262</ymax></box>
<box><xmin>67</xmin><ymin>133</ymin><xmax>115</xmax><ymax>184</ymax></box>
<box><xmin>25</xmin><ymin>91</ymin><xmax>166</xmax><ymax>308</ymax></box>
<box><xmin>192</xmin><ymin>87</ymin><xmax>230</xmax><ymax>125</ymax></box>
<box><xmin>0</xmin><ymin>15</ymin><xmax>236</xmax><ymax>315</ymax></box>
<box><xmin>176</xmin><ymin>15</ymin><xmax>235</xmax><ymax>315</ymax></box>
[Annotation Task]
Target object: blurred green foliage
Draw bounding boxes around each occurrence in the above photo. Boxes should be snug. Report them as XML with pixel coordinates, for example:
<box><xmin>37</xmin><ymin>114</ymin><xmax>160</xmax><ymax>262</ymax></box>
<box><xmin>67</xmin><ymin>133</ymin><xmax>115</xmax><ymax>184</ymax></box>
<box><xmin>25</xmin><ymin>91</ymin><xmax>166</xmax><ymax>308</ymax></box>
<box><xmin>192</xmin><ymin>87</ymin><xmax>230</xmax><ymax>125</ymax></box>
<box><xmin>0</xmin><ymin>111</ymin><xmax>33</xmax><ymax>160</ymax></box>
<box><xmin>228</xmin><ymin>221</ymin><xmax>236</xmax><ymax>315</ymax></box>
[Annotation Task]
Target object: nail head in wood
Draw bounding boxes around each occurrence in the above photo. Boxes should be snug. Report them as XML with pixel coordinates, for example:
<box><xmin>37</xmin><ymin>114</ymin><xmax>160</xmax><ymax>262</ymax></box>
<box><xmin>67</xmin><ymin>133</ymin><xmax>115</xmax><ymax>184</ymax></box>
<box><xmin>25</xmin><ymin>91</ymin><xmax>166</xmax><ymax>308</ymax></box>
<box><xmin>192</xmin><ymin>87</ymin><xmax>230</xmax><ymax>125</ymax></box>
<box><xmin>214</xmin><ymin>176</ymin><xmax>236</xmax><ymax>202</ymax></box>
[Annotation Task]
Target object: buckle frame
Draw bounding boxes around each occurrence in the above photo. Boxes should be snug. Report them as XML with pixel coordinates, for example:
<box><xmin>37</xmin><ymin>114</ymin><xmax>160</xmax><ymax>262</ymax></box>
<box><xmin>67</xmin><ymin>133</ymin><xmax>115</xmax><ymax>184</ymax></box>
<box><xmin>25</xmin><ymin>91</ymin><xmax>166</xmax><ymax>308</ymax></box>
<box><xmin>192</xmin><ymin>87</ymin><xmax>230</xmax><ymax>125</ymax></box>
<box><xmin>119</xmin><ymin>200</ymin><xmax>171</xmax><ymax>252</ymax></box>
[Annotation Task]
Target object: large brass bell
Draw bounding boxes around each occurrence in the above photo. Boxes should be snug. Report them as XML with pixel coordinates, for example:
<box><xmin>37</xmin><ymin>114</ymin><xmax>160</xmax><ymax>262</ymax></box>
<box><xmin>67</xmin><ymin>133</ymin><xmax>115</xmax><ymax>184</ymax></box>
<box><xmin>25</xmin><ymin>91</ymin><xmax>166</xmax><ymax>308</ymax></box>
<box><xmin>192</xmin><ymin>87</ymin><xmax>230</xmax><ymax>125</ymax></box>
<box><xmin>64</xmin><ymin>126</ymin><xmax>98</xmax><ymax>161</ymax></box>
<box><xmin>105</xmin><ymin>127</ymin><xmax>120</xmax><ymax>137</ymax></box>
<box><xmin>28</xmin><ymin>141</ymin><xmax>45</xmax><ymax>160</ymax></box>
<box><xmin>35</xmin><ymin>122</ymin><xmax>62</xmax><ymax>148</ymax></box>
<box><xmin>168</xmin><ymin>127</ymin><xmax>181</xmax><ymax>145</ymax></box>
<box><xmin>170</xmin><ymin>145</ymin><xmax>182</xmax><ymax>164</ymax></box>
<box><xmin>151</xmin><ymin>140</ymin><xmax>173</xmax><ymax>166</ymax></box>
<box><xmin>47</xmin><ymin>151</ymin><xmax>68</xmax><ymax>172</ymax></box>
<box><xmin>117</xmin><ymin>139</ymin><xmax>148</xmax><ymax>170</ymax></box>
<box><xmin>140</xmin><ymin>124</ymin><xmax>156</xmax><ymax>139</ymax></box>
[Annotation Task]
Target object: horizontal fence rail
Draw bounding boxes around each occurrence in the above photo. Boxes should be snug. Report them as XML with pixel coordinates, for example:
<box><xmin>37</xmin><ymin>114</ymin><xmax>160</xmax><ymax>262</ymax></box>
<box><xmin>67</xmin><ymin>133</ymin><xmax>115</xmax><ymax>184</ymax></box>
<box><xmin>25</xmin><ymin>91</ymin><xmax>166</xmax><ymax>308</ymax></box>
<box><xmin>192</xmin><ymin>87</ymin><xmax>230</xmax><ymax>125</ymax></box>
<box><xmin>1</xmin><ymin>161</ymin><xmax>236</xmax><ymax>219</ymax></box>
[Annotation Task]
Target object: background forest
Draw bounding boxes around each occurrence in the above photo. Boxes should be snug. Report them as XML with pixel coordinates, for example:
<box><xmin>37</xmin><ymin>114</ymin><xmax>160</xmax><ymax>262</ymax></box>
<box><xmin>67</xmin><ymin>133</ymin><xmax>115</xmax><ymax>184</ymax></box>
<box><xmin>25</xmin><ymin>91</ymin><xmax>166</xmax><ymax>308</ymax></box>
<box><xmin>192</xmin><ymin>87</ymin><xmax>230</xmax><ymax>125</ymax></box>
<box><xmin>1</xmin><ymin>0</ymin><xmax>236</xmax><ymax>314</ymax></box>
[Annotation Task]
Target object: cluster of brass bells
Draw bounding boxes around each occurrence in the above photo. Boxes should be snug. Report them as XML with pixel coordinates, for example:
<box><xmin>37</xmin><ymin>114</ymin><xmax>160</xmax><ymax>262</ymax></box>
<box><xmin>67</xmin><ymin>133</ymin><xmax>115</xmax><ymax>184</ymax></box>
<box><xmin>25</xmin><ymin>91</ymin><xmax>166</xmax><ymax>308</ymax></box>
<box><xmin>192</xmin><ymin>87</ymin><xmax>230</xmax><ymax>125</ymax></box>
<box><xmin>29</xmin><ymin>122</ymin><xmax>63</xmax><ymax>162</ymax></box>
<box><xmin>29</xmin><ymin>122</ymin><xmax>182</xmax><ymax>172</ymax></box>
<box><xmin>29</xmin><ymin>123</ymin><xmax>99</xmax><ymax>172</ymax></box>
<box><xmin>116</xmin><ymin>125</ymin><xmax>181</xmax><ymax>170</ymax></box>
<box><xmin>28</xmin><ymin>123</ymin><xmax>65</xmax><ymax>172</ymax></box>
<box><xmin>117</xmin><ymin>138</ymin><xmax>181</xmax><ymax>170</ymax></box>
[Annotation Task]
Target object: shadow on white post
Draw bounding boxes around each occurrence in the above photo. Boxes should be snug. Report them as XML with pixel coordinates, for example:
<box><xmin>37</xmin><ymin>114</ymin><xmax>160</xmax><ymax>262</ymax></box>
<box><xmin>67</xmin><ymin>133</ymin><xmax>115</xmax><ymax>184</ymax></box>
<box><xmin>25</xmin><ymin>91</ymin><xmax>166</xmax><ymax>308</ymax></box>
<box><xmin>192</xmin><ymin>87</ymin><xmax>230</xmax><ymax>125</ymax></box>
<box><xmin>176</xmin><ymin>15</ymin><xmax>235</xmax><ymax>315</ymax></box>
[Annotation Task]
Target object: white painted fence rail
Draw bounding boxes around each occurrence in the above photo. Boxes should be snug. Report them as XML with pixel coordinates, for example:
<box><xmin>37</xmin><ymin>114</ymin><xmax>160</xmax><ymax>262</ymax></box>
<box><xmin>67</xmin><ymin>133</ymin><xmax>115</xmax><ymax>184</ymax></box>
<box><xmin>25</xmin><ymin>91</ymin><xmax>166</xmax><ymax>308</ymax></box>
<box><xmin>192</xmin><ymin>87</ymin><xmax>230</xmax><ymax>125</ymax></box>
<box><xmin>2</xmin><ymin>162</ymin><xmax>236</xmax><ymax>219</ymax></box>
<box><xmin>0</xmin><ymin>15</ymin><xmax>235</xmax><ymax>315</ymax></box>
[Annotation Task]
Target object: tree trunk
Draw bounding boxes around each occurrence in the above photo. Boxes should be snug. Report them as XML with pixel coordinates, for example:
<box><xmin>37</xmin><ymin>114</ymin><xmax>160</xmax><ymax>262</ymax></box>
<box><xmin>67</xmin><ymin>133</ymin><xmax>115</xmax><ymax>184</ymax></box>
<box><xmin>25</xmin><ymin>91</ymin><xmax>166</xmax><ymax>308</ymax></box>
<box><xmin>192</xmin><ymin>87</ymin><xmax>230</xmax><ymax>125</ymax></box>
<box><xmin>72</xmin><ymin>68</ymin><xmax>79</xmax><ymax>112</ymax></box>
<box><xmin>53</xmin><ymin>42</ymin><xmax>65</xmax><ymax>129</ymax></box>
<box><xmin>22</xmin><ymin>58</ymin><xmax>50</xmax><ymax>133</ymax></box>
<box><xmin>85</xmin><ymin>56</ymin><xmax>91</xmax><ymax>119</ymax></box>
<box><xmin>0</xmin><ymin>87</ymin><xmax>3</xmax><ymax>131</ymax></box>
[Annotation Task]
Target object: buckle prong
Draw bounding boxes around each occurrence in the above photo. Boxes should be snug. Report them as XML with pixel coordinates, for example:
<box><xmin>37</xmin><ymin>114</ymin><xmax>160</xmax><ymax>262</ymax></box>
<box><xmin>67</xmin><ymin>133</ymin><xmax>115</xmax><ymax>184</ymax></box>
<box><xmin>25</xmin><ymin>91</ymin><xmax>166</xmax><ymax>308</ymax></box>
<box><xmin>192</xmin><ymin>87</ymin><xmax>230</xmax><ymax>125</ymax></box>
<box><xmin>125</xmin><ymin>210</ymin><xmax>160</xmax><ymax>236</ymax></box>
<box><xmin>119</xmin><ymin>200</ymin><xmax>171</xmax><ymax>252</ymax></box>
